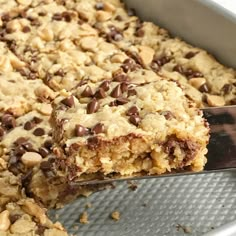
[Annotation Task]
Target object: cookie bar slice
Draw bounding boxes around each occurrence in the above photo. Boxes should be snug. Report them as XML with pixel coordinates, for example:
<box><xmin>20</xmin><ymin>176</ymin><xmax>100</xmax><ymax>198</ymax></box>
<box><xmin>52</xmin><ymin>79</ymin><xmax>209</xmax><ymax>181</ymax></box>
<box><xmin>0</xmin><ymin>198</ymin><xmax>68</xmax><ymax>236</ymax></box>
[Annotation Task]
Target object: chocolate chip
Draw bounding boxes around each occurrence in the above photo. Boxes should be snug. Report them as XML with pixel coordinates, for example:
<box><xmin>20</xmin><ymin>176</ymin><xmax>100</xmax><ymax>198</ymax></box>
<box><xmin>135</xmin><ymin>28</ymin><xmax>145</xmax><ymax>37</ymax></box>
<box><xmin>116</xmin><ymin>97</ymin><xmax>129</xmax><ymax>105</ymax></box>
<box><xmin>44</xmin><ymin>140</ymin><xmax>53</xmax><ymax>150</ymax></box>
<box><xmin>14</xmin><ymin>146</ymin><xmax>26</xmax><ymax>156</ymax></box>
<box><xmin>109</xmin><ymin>101</ymin><xmax>117</xmax><ymax>107</ymax></box>
<box><xmin>24</xmin><ymin>121</ymin><xmax>35</xmax><ymax>130</ymax></box>
<box><xmin>173</xmin><ymin>65</ymin><xmax>185</xmax><ymax>74</ymax></box>
<box><xmin>127</xmin><ymin>106</ymin><xmax>139</xmax><ymax>116</ymax></box>
<box><xmin>14</xmin><ymin>137</ymin><xmax>28</xmax><ymax>146</ymax></box>
<box><xmin>38</xmin><ymin>12</ymin><xmax>47</xmax><ymax>16</ymax></box>
<box><xmin>199</xmin><ymin>83</ymin><xmax>210</xmax><ymax>93</ymax></box>
<box><xmin>75</xmin><ymin>124</ymin><xmax>88</xmax><ymax>137</ymax></box>
<box><xmin>99</xmin><ymin>81</ymin><xmax>110</xmax><ymax>91</ymax></box>
<box><xmin>33</xmin><ymin>117</ymin><xmax>43</xmax><ymax>124</ymax></box>
<box><xmin>160</xmin><ymin>111</ymin><xmax>175</xmax><ymax>120</ymax></box>
<box><xmin>129</xmin><ymin>115</ymin><xmax>141</xmax><ymax>126</ymax></box>
<box><xmin>92</xmin><ymin>123</ymin><xmax>105</xmax><ymax>134</ymax></box>
<box><xmin>33</xmin><ymin>128</ymin><xmax>45</xmax><ymax>136</ymax></box>
<box><xmin>40</xmin><ymin>161</ymin><xmax>52</xmax><ymax>171</ymax></box>
<box><xmin>154</xmin><ymin>56</ymin><xmax>171</xmax><ymax>67</ymax></box>
<box><xmin>9</xmin><ymin>214</ymin><xmax>21</xmax><ymax>224</ymax></box>
<box><xmin>87</xmin><ymin>98</ymin><xmax>100</xmax><ymax>114</ymax></box>
<box><xmin>222</xmin><ymin>84</ymin><xmax>233</xmax><ymax>94</ymax></box>
<box><xmin>113</xmin><ymin>72</ymin><xmax>128</xmax><ymax>82</ymax></box>
<box><xmin>127</xmin><ymin>89</ymin><xmax>137</xmax><ymax>97</ymax></box>
<box><xmin>1</xmin><ymin>14</ymin><xmax>10</xmax><ymax>22</ymax></box>
<box><xmin>1</xmin><ymin>114</ymin><xmax>16</xmax><ymax>130</ymax></box>
<box><xmin>110</xmin><ymin>85</ymin><xmax>122</xmax><ymax>98</ymax></box>
<box><xmin>81</xmin><ymin>85</ymin><xmax>93</xmax><ymax>97</ymax></box>
<box><xmin>0</xmin><ymin>126</ymin><xmax>5</xmax><ymax>137</ymax></box>
<box><xmin>54</xmin><ymin>69</ymin><xmax>65</xmax><ymax>76</ymax></box>
<box><xmin>61</xmin><ymin>96</ymin><xmax>74</xmax><ymax>107</ymax></box>
<box><xmin>39</xmin><ymin>147</ymin><xmax>49</xmax><ymax>158</ymax></box>
<box><xmin>121</xmin><ymin>58</ymin><xmax>137</xmax><ymax>73</ymax></box>
<box><xmin>107</xmin><ymin>26</ymin><xmax>123</xmax><ymax>42</ymax></box>
<box><xmin>120</xmin><ymin>82</ymin><xmax>129</xmax><ymax>93</ymax></box>
<box><xmin>185</xmin><ymin>51</ymin><xmax>197</xmax><ymax>59</ymax></box>
<box><xmin>94</xmin><ymin>88</ymin><xmax>106</xmax><ymax>99</ymax></box>
<box><xmin>184</xmin><ymin>69</ymin><xmax>203</xmax><ymax>79</ymax></box>
<box><xmin>95</xmin><ymin>2</ymin><xmax>104</xmax><ymax>10</ymax></box>
<box><xmin>22</xmin><ymin>26</ymin><xmax>31</xmax><ymax>33</ymax></box>
<box><xmin>62</xmin><ymin>11</ymin><xmax>72</xmax><ymax>22</ymax></box>
<box><xmin>87</xmin><ymin>136</ymin><xmax>99</xmax><ymax>149</ymax></box>
<box><xmin>22</xmin><ymin>142</ymin><xmax>35</xmax><ymax>152</ymax></box>
<box><xmin>115</xmin><ymin>15</ymin><xmax>123</xmax><ymax>21</ymax></box>
<box><xmin>52</xmin><ymin>13</ymin><xmax>62</xmax><ymax>21</ymax></box>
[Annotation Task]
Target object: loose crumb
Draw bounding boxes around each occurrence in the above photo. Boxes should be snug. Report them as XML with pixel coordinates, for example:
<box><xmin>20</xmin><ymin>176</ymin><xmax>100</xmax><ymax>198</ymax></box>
<box><xmin>80</xmin><ymin>211</ymin><xmax>89</xmax><ymax>224</ymax></box>
<box><xmin>111</xmin><ymin>211</ymin><xmax>120</xmax><ymax>221</ymax></box>
<box><xmin>85</xmin><ymin>202</ymin><xmax>92</xmax><ymax>209</ymax></box>
<box><xmin>127</xmin><ymin>181</ymin><xmax>138</xmax><ymax>191</ymax></box>
<box><xmin>176</xmin><ymin>224</ymin><xmax>192</xmax><ymax>234</ymax></box>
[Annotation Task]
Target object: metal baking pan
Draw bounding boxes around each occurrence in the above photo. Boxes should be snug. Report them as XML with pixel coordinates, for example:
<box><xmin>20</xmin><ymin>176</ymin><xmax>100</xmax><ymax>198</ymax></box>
<box><xmin>51</xmin><ymin>1</ymin><xmax>236</xmax><ymax>235</ymax></box>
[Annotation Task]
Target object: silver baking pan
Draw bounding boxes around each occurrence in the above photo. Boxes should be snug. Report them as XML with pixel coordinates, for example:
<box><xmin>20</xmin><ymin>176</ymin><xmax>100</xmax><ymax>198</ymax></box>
<box><xmin>51</xmin><ymin>1</ymin><xmax>236</xmax><ymax>235</ymax></box>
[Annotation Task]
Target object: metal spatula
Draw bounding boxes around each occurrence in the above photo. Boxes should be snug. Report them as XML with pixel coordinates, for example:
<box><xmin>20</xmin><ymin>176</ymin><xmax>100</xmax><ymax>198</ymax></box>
<box><xmin>72</xmin><ymin>106</ymin><xmax>236</xmax><ymax>185</ymax></box>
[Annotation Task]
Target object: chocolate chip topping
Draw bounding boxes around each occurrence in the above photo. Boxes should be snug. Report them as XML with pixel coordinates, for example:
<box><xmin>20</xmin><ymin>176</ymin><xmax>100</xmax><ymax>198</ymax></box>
<box><xmin>121</xmin><ymin>58</ymin><xmax>136</xmax><ymax>73</ymax></box>
<box><xmin>1</xmin><ymin>114</ymin><xmax>16</xmax><ymax>130</ymax></box>
<box><xmin>199</xmin><ymin>83</ymin><xmax>210</xmax><ymax>93</ymax></box>
<box><xmin>24</xmin><ymin>121</ymin><xmax>35</xmax><ymax>130</ymax></box>
<box><xmin>127</xmin><ymin>106</ymin><xmax>139</xmax><ymax>116</ymax></box>
<box><xmin>161</xmin><ymin>111</ymin><xmax>175</xmax><ymax>120</ymax></box>
<box><xmin>33</xmin><ymin>117</ymin><xmax>43</xmax><ymax>124</ymax></box>
<box><xmin>120</xmin><ymin>82</ymin><xmax>129</xmax><ymax>93</ymax></box>
<box><xmin>173</xmin><ymin>65</ymin><xmax>185</xmax><ymax>74</ymax></box>
<box><xmin>222</xmin><ymin>84</ymin><xmax>233</xmax><ymax>94</ymax></box>
<box><xmin>92</xmin><ymin>123</ymin><xmax>105</xmax><ymax>134</ymax></box>
<box><xmin>14</xmin><ymin>145</ymin><xmax>26</xmax><ymax>156</ymax></box>
<box><xmin>113</xmin><ymin>72</ymin><xmax>128</xmax><ymax>82</ymax></box>
<box><xmin>185</xmin><ymin>51</ymin><xmax>198</xmax><ymax>59</ymax></box>
<box><xmin>39</xmin><ymin>147</ymin><xmax>49</xmax><ymax>158</ymax></box>
<box><xmin>52</xmin><ymin>13</ymin><xmax>63</xmax><ymax>21</ymax></box>
<box><xmin>61</xmin><ymin>96</ymin><xmax>74</xmax><ymax>107</ymax></box>
<box><xmin>54</xmin><ymin>69</ymin><xmax>65</xmax><ymax>76</ymax></box>
<box><xmin>75</xmin><ymin>124</ymin><xmax>88</xmax><ymax>137</ymax></box>
<box><xmin>153</xmin><ymin>56</ymin><xmax>171</xmax><ymax>67</ymax></box>
<box><xmin>107</xmin><ymin>26</ymin><xmax>123</xmax><ymax>42</ymax></box>
<box><xmin>110</xmin><ymin>84</ymin><xmax>122</xmax><ymax>98</ymax></box>
<box><xmin>129</xmin><ymin>115</ymin><xmax>141</xmax><ymax>126</ymax></box>
<box><xmin>99</xmin><ymin>81</ymin><xmax>110</xmax><ymax>91</ymax></box>
<box><xmin>33</xmin><ymin>128</ymin><xmax>45</xmax><ymax>136</ymax></box>
<box><xmin>22</xmin><ymin>26</ymin><xmax>31</xmax><ymax>33</ymax></box>
<box><xmin>14</xmin><ymin>137</ymin><xmax>28</xmax><ymax>146</ymax></box>
<box><xmin>116</xmin><ymin>97</ymin><xmax>129</xmax><ymax>105</ymax></box>
<box><xmin>44</xmin><ymin>140</ymin><xmax>53</xmax><ymax>150</ymax></box>
<box><xmin>94</xmin><ymin>88</ymin><xmax>106</xmax><ymax>99</ymax></box>
<box><xmin>184</xmin><ymin>69</ymin><xmax>203</xmax><ymax>79</ymax></box>
<box><xmin>9</xmin><ymin>214</ymin><xmax>21</xmax><ymax>224</ymax></box>
<box><xmin>87</xmin><ymin>98</ymin><xmax>100</xmax><ymax>114</ymax></box>
<box><xmin>81</xmin><ymin>85</ymin><xmax>93</xmax><ymax>97</ymax></box>
<box><xmin>40</xmin><ymin>160</ymin><xmax>53</xmax><ymax>171</ymax></box>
